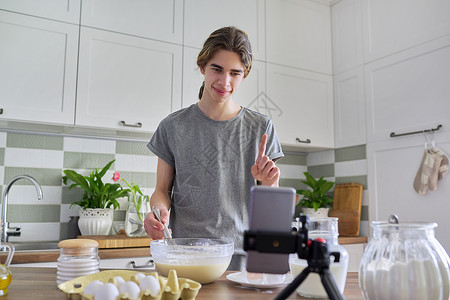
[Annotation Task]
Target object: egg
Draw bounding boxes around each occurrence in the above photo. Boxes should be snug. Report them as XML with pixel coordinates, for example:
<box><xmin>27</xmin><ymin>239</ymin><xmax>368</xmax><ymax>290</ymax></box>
<box><xmin>94</xmin><ymin>282</ymin><xmax>119</xmax><ymax>300</ymax></box>
<box><xmin>135</xmin><ymin>273</ymin><xmax>146</xmax><ymax>282</ymax></box>
<box><xmin>119</xmin><ymin>281</ymin><xmax>141</xmax><ymax>300</ymax></box>
<box><xmin>113</xmin><ymin>276</ymin><xmax>126</xmax><ymax>286</ymax></box>
<box><xmin>139</xmin><ymin>275</ymin><xmax>160</xmax><ymax>297</ymax></box>
<box><xmin>83</xmin><ymin>280</ymin><xmax>104</xmax><ymax>296</ymax></box>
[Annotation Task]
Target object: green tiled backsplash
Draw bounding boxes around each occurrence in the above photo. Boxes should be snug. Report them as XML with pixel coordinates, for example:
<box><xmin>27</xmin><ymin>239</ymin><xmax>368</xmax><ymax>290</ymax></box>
<box><xmin>0</xmin><ymin>132</ymin><xmax>369</xmax><ymax>242</ymax></box>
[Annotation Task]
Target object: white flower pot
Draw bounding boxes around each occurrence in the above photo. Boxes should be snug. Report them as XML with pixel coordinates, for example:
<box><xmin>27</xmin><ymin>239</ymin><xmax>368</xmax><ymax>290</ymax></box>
<box><xmin>78</xmin><ymin>208</ymin><xmax>113</xmax><ymax>235</ymax></box>
<box><xmin>301</xmin><ymin>207</ymin><xmax>330</xmax><ymax>218</ymax></box>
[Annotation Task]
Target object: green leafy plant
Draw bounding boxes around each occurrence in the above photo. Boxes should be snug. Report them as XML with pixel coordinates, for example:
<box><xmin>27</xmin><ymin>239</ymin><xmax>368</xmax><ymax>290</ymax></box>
<box><xmin>63</xmin><ymin>159</ymin><xmax>129</xmax><ymax>210</ymax></box>
<box><xmin>113</xmin><ymin>171</ymin><xmax>149</xmax><ymax>222</ymax></box>
<box><xmin>296</xmin><ymin>172</ymin><xmax>335</xmax><ymax>211</ymax></box>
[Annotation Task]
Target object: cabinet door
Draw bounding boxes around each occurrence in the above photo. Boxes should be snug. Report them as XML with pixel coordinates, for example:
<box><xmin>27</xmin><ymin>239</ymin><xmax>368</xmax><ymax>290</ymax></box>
<box><xmin>76</xmin><ymin>27</ymin><xmax>182</xmax><ymax>132</ymax></box>
<box><xmin>367</xmin><ymin>131</ymin><xmax>450</xmax><ymax>253</ymax></box>
<box><xmin>0</xmin><ymin>0</ymin><xmax>81</xmax><ymax>24</ymax></box>
<box><xmin>331</xmin><ymin>0</ymin><xmax>364</xmax><ymax>74</ymax></box>
<box><xmin>362</xmin><ymin>0</ymin><xmax>450</xmax><ymax>63</ymax></box>
<box><xmin>266</xmin><ymin>63</ymin><xmax>334</xmax><ymax>149</ymax></box>
<box><xmin>365</xmin><ymin>35</ymin><xmax>450</xmax><ymax>143</ymax></box>
<box><xmin>342</xmin><ymin>243</ymin><xmax>365</xmax><ymax>273</ymax></box>
<box><xmin>334</xmin><ymin>67</ymin><xmax>366</xmax><ymax>148</ymax></box>
<box><xmin>266</xmin><ymin>0</ymin><xmax>332</xmax><ymax>75</ymax></box>
<box><xmin>0</xmin><ymin>11</ymin><xmax>78</xmax><ymax>125</ymax></box>
<box><xmin>183</xmin><ymin>0</ymin><xmax>265</xmax><ymax>61</ymax></box>
<box><xmin>81</xmin><ymin>0</ymin><xmax>183</xmax><ymax>44</ymax></box>
<box><xmin>182</xmin><ymin>46</ymin><xmax>204</xmax><ymax>108</ymax></box>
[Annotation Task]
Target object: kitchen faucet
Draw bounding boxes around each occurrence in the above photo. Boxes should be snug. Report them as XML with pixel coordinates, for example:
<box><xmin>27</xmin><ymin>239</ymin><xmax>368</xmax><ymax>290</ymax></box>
<box><xmin>1</xmin><ymin>175</ymin><xmax>43</xmax><ymax>243</ymax></box>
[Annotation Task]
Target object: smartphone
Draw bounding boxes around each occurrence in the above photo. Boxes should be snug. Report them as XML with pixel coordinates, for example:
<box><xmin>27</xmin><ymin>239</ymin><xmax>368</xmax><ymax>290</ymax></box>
<box><xmin>246</xmin><ymin>185</ymin><xmax>296</xmax><ymax>274</ymax></box>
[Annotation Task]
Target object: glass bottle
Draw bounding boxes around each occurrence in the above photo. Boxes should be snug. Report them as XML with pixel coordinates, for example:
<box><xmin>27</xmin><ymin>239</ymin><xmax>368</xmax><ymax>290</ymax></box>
<box><xmin>289</xmin><ymin>217</ymin><xmax>349</xmax><ymax>298</ymax></box>
<box><xmin>0</xmin><ymin>242</ymin><xmax>14</xmax><ymax>296</ymax></box>
<box><xmin>359</xmin><ymin>219</ymin><xmax>450</xmax><ymax>300</ymax></box>
<box><xmin>125</xmin><ymin>192</ymin><xmax>150</xmax><ymax>237</ymax></box>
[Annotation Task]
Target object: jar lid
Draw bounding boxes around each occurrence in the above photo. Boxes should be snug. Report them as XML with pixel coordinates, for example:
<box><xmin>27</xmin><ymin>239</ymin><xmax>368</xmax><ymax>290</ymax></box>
<box><xmin>58</xmin><ymin>239</ymin><xmax>99</xmax><ymax>256</ymax></box>
<box><xmin>58</xmin><ymin>239</ymin><xmax>98</xmax><ymax>248</ymax></box>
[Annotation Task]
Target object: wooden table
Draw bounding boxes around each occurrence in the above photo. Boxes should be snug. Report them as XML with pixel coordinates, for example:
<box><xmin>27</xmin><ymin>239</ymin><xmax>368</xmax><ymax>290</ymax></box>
<box><xmin>5</xmin><ymin>267</ymin><xmax>364</xmax><ymax>299</ymax></box>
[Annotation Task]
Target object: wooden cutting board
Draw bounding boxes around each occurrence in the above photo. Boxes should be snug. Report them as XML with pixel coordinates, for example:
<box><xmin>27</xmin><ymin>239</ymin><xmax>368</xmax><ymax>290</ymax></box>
<box><xmin>329</xmin><ymin>183</ymin><xmax>363</xmax><ymax>237</ymax></box>
<box><xmin>78</xmin><ymin>233</ymin><xmax>152</xmax><ymax>249</ymax></box>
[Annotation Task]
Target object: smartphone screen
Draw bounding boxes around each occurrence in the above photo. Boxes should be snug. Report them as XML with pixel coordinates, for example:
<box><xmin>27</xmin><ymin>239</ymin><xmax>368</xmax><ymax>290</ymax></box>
<box><xmin>246</xmin><ymin>185</ymin><xmax>296</xmax><ymax>274</ymax></box>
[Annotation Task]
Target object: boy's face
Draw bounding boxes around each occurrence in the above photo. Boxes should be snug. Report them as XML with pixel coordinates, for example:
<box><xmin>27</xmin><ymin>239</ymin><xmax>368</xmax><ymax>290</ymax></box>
<box><xmin>200</xmin><ymin>49</ymin><xmax>245</xmax><ymax>104</ymax></box>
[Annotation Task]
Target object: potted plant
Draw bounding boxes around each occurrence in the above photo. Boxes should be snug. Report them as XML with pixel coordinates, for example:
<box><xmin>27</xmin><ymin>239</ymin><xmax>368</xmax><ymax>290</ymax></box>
<box><xmin>63</xmin><ymin>159</ymin><xmax>129</xmax><ymax>235</ymax></box>
<box><xmin>296</xmin><ymin>172</ymin><xmax>335</xmax><ymax>218</ymax></box>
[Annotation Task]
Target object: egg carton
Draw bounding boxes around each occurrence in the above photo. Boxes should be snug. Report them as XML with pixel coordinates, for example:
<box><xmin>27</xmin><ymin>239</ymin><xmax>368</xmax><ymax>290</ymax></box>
<box><xmin>58</xmin><ymin>269</ymin><xmax>202</xmax><ymax>300</ymax></box>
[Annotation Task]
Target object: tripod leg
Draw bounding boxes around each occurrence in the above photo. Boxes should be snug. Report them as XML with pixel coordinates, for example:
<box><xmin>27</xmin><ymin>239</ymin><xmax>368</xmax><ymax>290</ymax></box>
<box><xmin>274</xmin><ymin>268</ymin><xmax>310</xmax><ymax>300</ymax></box>
<box><xmin>319</xmin><ymin>269</ymin><xmax>345</xmax><ymax>300</ymax></box>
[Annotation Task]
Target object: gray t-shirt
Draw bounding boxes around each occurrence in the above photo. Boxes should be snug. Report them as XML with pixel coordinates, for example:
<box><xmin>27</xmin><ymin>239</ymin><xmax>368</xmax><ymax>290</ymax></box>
<box><xmin>147</xmin><ymin>104</ymin><xmax>284</xmax><ymax>254</ymax></box>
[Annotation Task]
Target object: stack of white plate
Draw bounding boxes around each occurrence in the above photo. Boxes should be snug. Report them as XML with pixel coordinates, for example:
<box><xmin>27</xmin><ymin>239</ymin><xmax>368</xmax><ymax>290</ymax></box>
<box><xmin>57</xmin><ymin>257</ymin><xmax>99</xmax><ymax>284</ymax></box>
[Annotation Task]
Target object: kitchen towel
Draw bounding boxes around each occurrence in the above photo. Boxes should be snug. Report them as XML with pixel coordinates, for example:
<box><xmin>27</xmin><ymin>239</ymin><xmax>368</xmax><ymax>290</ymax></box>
<box><xmin>429</xmin><ymin>148</ymin><xmax>449</xmax><ymax>180</ymax></box>
<box><xmin>413</xmin><ymin>148</ymin><xmax>448</xmax><ymax>195</ymax></box>
<box><xmin>413</xmin><ymin>150</ymin><xmax>442</xmax><ymax>195</ymax></box>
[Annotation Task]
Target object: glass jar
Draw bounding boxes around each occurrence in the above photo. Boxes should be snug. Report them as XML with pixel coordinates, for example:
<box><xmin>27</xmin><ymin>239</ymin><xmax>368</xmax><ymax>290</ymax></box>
<box><xmin>57</xmin><ymin>239</ymin><xmax>99</xmax><ymax>285</ymax></box>
<box><xmin>289</xmin><ymin>217</ymin><xmax>349</xmax><ymax>298</ymax></box>
<box><xmin>359</xmin><ymin>220</ymin><xmax>450</xmax><ymax>300</ymax></box>
<box><xmin>125</xmin><ymin>192</ymin><xmax>150</xmax><ymax>237</ymax></box>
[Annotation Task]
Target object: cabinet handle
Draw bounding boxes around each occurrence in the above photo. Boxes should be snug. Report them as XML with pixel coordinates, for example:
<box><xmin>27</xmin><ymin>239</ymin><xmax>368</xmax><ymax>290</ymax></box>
<box><xmin>0</xmin><ymin>108</ymin><xmax>3</xmax><ymax>114</ymax></box>
<box><xmin>120</xmin><ymin>121</ymin><xmax>142</xmax><ymax>128</ymax></box>
<box><xmin>128</xmin><ymin>260</ymin><xmax>154</xmax><ymax>269</ymax></box>
<box><xmin>296</xmin><ymin>138</ymin><xmax>311</xmax><ymax>144</ymax></box>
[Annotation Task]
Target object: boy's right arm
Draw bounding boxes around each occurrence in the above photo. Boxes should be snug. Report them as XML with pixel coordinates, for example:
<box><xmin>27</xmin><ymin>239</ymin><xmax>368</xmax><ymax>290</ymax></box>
<box><xmin>144</xmin><ymin>158</ymin><xmax>174</xmax><ymax>239</ymax></box>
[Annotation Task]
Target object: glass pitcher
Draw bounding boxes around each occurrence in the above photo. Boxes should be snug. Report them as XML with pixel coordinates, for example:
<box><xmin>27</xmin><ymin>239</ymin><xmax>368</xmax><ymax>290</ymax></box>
<box><xmin>125</xmin><ymin>192</ymin><xmax>150</xmax><ymax>237</ymax></box>
<box><xmin>0</xmin><ymin>242</ymin><xmax>14</xmax><ymax>296</ymax></box>
<box><xmin>289</xmin><ymin>217</ymin><xmax>349</xmax><ymax>298</ymax></box>
<box><xmin>359</xmin><ymin>216</ymin><xmax>450</xmax><ymax>300</ymax></box>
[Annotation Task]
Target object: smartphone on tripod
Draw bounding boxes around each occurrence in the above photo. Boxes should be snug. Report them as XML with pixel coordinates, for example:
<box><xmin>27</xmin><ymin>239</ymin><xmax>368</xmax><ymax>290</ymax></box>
<box><xmin>246</xmin><ymin>186</ymin><xmax>296</xmax><ymax>274</ymax></box>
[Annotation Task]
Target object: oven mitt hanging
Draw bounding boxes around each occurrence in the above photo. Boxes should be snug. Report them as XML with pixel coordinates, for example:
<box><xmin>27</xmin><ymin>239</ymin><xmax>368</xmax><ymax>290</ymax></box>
<box><xmin>428</xmin><ymin>148</ymin><xmax>449</xmax><ymax>181</ymax></box>
<box><xmin>413</xmin><ymin>150</ymin><xmax>443</xmax><ymax>195</ymax></box>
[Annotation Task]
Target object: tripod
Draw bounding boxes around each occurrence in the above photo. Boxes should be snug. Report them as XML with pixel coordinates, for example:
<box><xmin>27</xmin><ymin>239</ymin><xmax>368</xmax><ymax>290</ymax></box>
<box><xmin>244</xmin><ymin>216</ymin><xmax>345</xmax><ymax>300</ymax></box>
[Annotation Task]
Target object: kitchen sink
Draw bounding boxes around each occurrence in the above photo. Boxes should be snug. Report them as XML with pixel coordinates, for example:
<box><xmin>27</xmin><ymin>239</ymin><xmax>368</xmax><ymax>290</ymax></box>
<box><xmin>11</xmin><ymin>242</ymin><xmax>59</xmax><ymax>251</ymax></box>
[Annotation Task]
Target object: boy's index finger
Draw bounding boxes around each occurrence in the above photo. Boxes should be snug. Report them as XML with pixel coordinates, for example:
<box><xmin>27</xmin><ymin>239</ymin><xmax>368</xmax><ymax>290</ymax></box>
<box><xmin>257</xmin><ymin>134</ymin><xmax>268</xmax><ymax>161</ymax></box>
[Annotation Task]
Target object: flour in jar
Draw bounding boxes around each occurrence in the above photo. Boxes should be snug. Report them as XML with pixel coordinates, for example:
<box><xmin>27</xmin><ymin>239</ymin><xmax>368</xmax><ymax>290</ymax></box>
<box><xmin>363</xmin><ymin>259</ymin><xmax>443</xmax><ymax>300</ymax></box>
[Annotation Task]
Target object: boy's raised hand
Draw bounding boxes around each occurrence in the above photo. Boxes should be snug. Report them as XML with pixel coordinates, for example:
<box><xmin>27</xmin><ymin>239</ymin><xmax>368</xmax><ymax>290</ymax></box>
<box><xmin>251</xmin><ymin>134</ymin><xmax>280</xmax><ymax>187</ymax></box>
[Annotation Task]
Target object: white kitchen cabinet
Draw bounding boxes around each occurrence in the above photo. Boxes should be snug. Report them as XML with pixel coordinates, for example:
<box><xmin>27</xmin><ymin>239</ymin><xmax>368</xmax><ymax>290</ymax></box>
<box><xmin>81</xmin><ymin>0</ymin><xmax>183</xmax><ymax>44</ymax></box>
<box><xmin>266</xmin><ymin>0</ymin><xmax>332</xmax><ymax>75</ymax></box>
<box><xmin>333</xmin><ymin>67</ymin><xmax>366</xmax><ymax>148</ymax></box>
<box><xmin>181</xmin><ymin>46</ymin><xmax>204</xmax><ymax>108</ymax></box>
<box><xmin>361</xmin><ymin>0</ymin><xmax>450</xmax><ymax>64</ymax></box>
<box><xmin>367</xmin><ymin>130</ymin><xmax>450</xmax><ymax>253</ymax></box>
<box><xmin>234</xmin><ymin>60</ymin><xmax>266</xmax><ymax>109</ymax></box>
<box><xmin>331</xmin><ymin>0</ymin><xmax>364</xmax><ymax>75</ymax></box>
<box><xmin>342</xmin><ymin>243</ymin><xmax>365</xmax><ymax>273</ymax></box>
<box><xmin>365</xmin><ymin>35</ymin><xmax>450</xmax><ymax>143</ymax></box>
<box><xmin>75</xmin><ymin>27</ymin><xmax>182</xmax><ymax>132</ymax></box>
<box><xmin>183</xmin><ymin>0</ymin><xmax>265</xmax><ymax>61</ymax></box>
<box><xmin>0</xmin><ymin>0</ymin><xmax>81</xmax><ymax>24</ymax></box>
<box><xmin>266</xmin><ymin>63</ymin><xmax>334</xmax><ymax>150</ymax></box>
<box><xmin>0</xmin><ymin>11</ymin><xmax>79</xmax><ymax>126</ymax></box>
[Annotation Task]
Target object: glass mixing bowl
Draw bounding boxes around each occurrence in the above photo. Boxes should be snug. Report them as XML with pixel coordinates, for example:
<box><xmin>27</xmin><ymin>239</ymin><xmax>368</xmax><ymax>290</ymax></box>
<box><xmin>150</xmin><ymin>238</ymin><xmax>234</xmax><ymax>284</ymax></box>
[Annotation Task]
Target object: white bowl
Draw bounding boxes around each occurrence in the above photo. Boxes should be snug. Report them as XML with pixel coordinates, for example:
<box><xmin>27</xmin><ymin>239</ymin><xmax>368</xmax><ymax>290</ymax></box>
<box><xmin>151</xmin><ymin>238</ymin><xmax>233</xmax><ymax>284</ymax></box>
